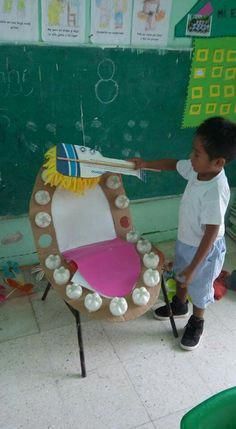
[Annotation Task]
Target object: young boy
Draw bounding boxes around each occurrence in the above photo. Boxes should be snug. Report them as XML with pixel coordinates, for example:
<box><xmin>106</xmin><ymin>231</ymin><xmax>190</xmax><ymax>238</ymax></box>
<box><xmin>132</xmin><ymin>117</ymin><xmax>236</xmax><ymax>350</ymax></box>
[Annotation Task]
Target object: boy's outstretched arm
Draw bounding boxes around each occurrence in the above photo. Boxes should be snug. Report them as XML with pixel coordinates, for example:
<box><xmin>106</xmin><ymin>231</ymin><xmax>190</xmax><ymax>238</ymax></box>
<box><xmin>130</xmin><ymin>158</ymin><xmax>178</xmax><ymax>171</ymax></box>
<box><xmin>178</xmin><ymin>224</ymin><xmax>220</xmax><ymax>288</ymax></box>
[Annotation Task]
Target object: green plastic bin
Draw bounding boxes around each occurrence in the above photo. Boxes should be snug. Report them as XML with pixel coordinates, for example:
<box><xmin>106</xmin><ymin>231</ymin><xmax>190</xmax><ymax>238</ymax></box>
<box><xmin>180</xmin><ymin>387</ymin><xmax>236</xmax><ymax>429</ymax></box>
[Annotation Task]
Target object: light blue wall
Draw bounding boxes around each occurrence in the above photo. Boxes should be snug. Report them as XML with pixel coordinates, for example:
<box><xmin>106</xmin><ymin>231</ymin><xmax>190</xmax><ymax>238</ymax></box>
<box><xmin>1</xmin><ymin>189</ymin><xmax>235</xmax><ymax>266</ymax></box>
<box><xmin>0</xmin><ymin>195</ymin><xmax>181</xmax><ymax>266</ymax></box>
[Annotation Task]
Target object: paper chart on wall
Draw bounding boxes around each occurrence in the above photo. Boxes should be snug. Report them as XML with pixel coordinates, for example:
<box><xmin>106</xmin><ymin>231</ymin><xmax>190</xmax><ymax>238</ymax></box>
<box><xmin>90</xmin><ymin>0</ymin><xmax>132</xmax><ymax>45</ymax></box>
<box><xmin>41</xmin><ymin>0</ymin><xmax>86</xmax><ymax>43</ymax></box>
<box><xmin>0</xmin><ymin>0</ymin><xmax>38</xmax><ymax>41</ymax></box>
<box><xmin>131</xmin><ymin>0</ymin><xmax>172</xmax><ymax>46</ymax></box>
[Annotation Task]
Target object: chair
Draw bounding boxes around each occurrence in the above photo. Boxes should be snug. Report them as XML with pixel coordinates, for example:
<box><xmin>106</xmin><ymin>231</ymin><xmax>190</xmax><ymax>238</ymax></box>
<box><xmin>180</xmin><ymin>387</ymin><xmax>236</xmax><ymax>429</ymax></box>
<box><xmin>29</xmin><ymin>155</ymin><xmax>177</xmax><ymax>377</ymax></box>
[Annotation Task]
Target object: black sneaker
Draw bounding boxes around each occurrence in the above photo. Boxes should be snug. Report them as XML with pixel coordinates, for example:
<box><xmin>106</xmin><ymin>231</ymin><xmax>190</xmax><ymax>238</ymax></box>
<box><xmin>180</xmin><ymin>315</ymin><xmax>204</xmax><ymax>351</ymax></box>
<box><xmin>153</xmin><ymin>295</ymin><xmax>189</xmax><ymax>320</ymax></box>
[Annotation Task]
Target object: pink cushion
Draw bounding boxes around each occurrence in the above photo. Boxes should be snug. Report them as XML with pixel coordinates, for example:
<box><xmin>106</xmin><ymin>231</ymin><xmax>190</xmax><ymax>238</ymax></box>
<box><xmin>63</xmin><ymin>238</ymin><xmax>141</xmax><ymax>297</ymax></box>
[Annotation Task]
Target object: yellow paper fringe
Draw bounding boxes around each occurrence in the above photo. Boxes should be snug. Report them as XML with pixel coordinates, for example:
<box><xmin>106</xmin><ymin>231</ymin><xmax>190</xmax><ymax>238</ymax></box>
<box><xmin>43</xmin><ymin>146</ymin><xmax>100</xmax><ymax>194</ymax></box>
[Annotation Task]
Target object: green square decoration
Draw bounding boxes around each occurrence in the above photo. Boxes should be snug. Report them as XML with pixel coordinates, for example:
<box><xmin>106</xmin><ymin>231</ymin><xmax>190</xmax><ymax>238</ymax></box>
<box><xmin>183</xmin><ymin>37</ymin><xmax>236</xmax><ymax>128</ymax></box>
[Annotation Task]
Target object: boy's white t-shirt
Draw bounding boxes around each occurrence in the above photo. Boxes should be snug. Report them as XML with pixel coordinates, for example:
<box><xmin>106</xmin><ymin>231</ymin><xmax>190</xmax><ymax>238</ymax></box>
<box><xmin>177</xmin><ymin>160</ymin><xmax>230</xmax><ymax>247</ymax></box>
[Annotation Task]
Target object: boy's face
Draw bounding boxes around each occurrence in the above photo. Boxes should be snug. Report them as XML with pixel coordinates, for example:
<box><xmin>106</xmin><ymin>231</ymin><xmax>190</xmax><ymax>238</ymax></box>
<box><xmin>190</xmin><ymin>136</ymin><xmax>223</xmax><ymax>177</ymax></box>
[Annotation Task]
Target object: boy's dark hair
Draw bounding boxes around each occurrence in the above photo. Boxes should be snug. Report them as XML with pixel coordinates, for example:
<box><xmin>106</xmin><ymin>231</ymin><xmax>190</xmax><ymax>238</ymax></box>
<box><xmin>196</xmin><ymin>116</ymin><xmax>236</xmax><ymax>162</ymax></box>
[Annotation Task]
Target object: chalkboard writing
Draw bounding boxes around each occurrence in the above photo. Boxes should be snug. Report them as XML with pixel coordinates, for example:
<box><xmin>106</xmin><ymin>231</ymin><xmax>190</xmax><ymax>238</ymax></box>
<box><xmin>0</xmin><ymin>45</ymin><xmax>235</xmax><ymax>215</ymax></box>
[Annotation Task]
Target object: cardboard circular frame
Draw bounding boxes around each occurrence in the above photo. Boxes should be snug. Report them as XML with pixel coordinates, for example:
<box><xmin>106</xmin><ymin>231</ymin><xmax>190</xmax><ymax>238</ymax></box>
<box><xmin>29</xmin><ymin>168</ymin><xmax>163</xmax><ymax>322</ymax></box>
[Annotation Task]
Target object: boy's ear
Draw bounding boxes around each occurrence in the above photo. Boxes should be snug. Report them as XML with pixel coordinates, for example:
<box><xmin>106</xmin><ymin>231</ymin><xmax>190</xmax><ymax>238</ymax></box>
<box><xmin>215</xmin><ymin>157</ymin><xmax>226</xmax><ymax>168</ymax></box>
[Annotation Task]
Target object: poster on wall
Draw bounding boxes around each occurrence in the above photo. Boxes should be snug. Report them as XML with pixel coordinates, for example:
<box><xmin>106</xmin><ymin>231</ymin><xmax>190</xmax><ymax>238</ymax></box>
<box><xmin>131</xmin><ymin>0</ymin><xmax>172</xmax><ymax>46</ymax></box>
<box><xmin>0</xmin><ymin>0</ymin><xmax>38</xmax><ymax>41</ymax></box>
<box><xmin>41</xmin><ymin>0</ymin><xmax>86</xmax><ymax>43</ymax></box>
<box><xmin>90</xmin><ymin>0</ymin><xmax>132</xmax><ymax>45</ymax></box>
<box><xmin>186</xmin><ymin>14</ymin><xmax>212</xmax><ymax>37</ymax></box>
<box><xmin>175</xmin><ymin>0</ymin><xmax>236</xmax><ymax>38</ymax></box>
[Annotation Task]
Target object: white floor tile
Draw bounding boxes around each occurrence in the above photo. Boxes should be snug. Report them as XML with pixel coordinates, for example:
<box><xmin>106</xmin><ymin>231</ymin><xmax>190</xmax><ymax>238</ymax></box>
<box><xmin>41</xmin><ymin>320</ymin><xmax>120</xmax><ymax>376</ymax></box>
<box><xmin>209</xmin><ymin>289</ymin><xmax>236</xmax><ymax>331</ymax></box>
<box><xmin>1</xmin><ymin>385</ymin><xmax>64</xmax><ymax>429</ymax></box>
<box><xmin>102</xmin><ymin>311</ymin><xmax>175</xmax><ymax>362</ymax></box>
<box><xmin>57</xmin><ymin>362</ymin><xmax>151</xmax><ymax>429</ymax></box>
<box><xmin>0</xmin><ymin>332</ymin><xmax>52</xmax><ymax>394</ymax></box>
<box><xmin>30</xmin><ymin>288</ymin><xmax>91</xmax><ymax>333</ymax></box>
<box><xmin>152</xmin><ymin>408</ymin><xmax>189</xmax><ymax>429</ymax></box>
<box><xmin>181</xmin><ymin>313</ymin><xmax>236</xmax><ymax>393</ymax></box>
<box><xmin>123</xmin><ymin>349</ymin><xmax>211</xmax><ymax>421</ymax></box>
<box><xmin>29</xmin><ymin>288</ymin><xmax>75</xmax><ymax>332</ymax></box>
<box><xmin>0</xmin><ymin>296</ymin><xmax>39</xmax><ymax>342</ymax></box>
<box><xmin>1</xmin><ymin>240</ymin><xmax>236</xmax><ymax>429</ymax></box>
<box><xmin>134</xmin><ymin>423</ymin><xmax>155</xmax><ymax>429</ymax></box>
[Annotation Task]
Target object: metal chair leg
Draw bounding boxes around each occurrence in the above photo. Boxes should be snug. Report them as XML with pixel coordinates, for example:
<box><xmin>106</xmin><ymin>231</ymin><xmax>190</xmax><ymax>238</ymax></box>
<box><xmin>41</xmin><ymin>282</ymin><xmax>52</xmax><ymax>301</ymax></box>
<box><xmin>41</xmin><ymin>283</ymin><xmax>86</xmax><ymax>377</ymax></box>
<box><xmin>75</xmin><ymin>309</ymin><xmax>86</xmax><ymax>378</ymax></box>
<box><xmin>65</xmin><ymin>302</ymin><xmax>87</xmax><ymax>378</ymax></box>
<box><xmin>161</xmin><ymin>274</ymin><xmax>178</xmax><ymax>338</ymax></box>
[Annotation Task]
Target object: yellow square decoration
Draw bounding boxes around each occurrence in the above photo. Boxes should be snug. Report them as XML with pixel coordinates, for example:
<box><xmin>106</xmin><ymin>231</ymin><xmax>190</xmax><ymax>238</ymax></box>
<box><xmin>224</xmin><ymin>85</ymin><xmax>235</xmax><ymax>97</ymax></box>
<box><xmin>213</xmin><ymin>50</ymin><xmax>224</xmax><ymax>63</ymax></box>
<box><xmin>189</xmin><ymin>104</ymin><xmax>201</xmax><ymax>115</ymax></box>
<box><xmin>191</xmin><ymin>87</ymin><xmax>203</xmax><ymax>99</ymax></box>
<box><xmin>220</xmin><ymin>104</ymin><xmax>231</xmax><ymax>115</ymax></box>
<box><xmin>194</xmin><ymin>68</ymin><xmax>206</xmax><ymax>78</ymax></box>
<box><xmin>227</xmin><ymin>50</ymin><xmax>236</xmax><ymax>62</ymax></box>
<box><xmin>225</xmin><ymin>68</ymin><xmax>236</xmax><ymax>80</ymax></box>
<box><xmin>196</xmin><ymin>49</ymin><xmax>208</xmax><ymax>62</ymax></box>
<box><xmin>206</xmin><ymin>103</ymin><xmax>217</xmax><ymax>114</ymax></box>
<box><xmin>211</xmin><ymin>66</ymin><xmax>223</xmax><ymax>78</ymax></box>
<box><xmin>210</xmin><ymin>85</ymin><xmax>220</xmax><ymax>97</ymax></box>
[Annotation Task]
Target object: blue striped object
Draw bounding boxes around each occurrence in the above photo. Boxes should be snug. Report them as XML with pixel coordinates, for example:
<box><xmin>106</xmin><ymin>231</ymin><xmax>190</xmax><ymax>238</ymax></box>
<box><xmin>56</xmin><ymin>143</ymin><xmax>80</xmax><ymax>177</ymax></box>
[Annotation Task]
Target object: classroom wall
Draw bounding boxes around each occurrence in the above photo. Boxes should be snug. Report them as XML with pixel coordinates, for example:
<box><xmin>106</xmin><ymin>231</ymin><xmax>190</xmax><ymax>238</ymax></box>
<box><xmin>0</xmin><ymin>195</ymin><xmax>181</xmax><ymax>266</ymax></box>
<box><xmin>0</xmin><ymin>0</ymin><xmax>234</xmax><ymax>266</ymax></box>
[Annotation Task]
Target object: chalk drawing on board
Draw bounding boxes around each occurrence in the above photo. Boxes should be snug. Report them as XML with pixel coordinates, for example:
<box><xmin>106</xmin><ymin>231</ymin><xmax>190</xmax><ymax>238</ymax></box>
<box><xmin>22</xmin><ymin>69</ymin><xmax>33</xmax><ymax>96</ymax></box>
<box><xmin>0</xmin><ymin>108</ymin><xmax>10</xmax><ymax>128</ymax></box>
<box><xmin>122</xmin><ymin>148</ymin><xmax>132</xmax><ymax>157</ymax></box>
<box><xmin>26</xmin><ymin>121</ymin><xmax>37</xmax><ymax>132</ymax></box>
<box><xmin>84</xmin><ymin>135</ymin><xmax>91</xmax><ymax>144</ymax></box>
<box><xmin>75</xmin><ymin>120</ymin><xmax>82</xmax><ymax>131</ymax></box>
<box><xmin>38</xmin><ymin>66</ymin><xmax>42</xmax><ymax>82</ymax></box>
<box><xmin>123</xmin><ymin>133</ymin><xmax>132</xmax><ymax>142</ymax></box>
<box><xmin>0</xmin><ymin>171</ymin><xmax>6</xmax><ymax>190</ymax></box>
<box><xmin>46</xmin><ymin>123</ymin><xmax>57</xmax><ymax>134</ymax></box>
<box><xmin>80</xmin><ymin>99</ymin><xmax>86</xmax><ymax>146</ymax></box>
<box><xmin>95</xmin><ymin>59</ymin><xmax>119</xmax><ymax>104</ymax></box>
<box><xmin>21</xmin><ymin>134</ymin><xmax>39</xmax><ymax>152</ymax></box>
<box><xmin>128</xmin><ymin>120</ymin><xmax>135</xmax><ymax>128</ymax></box>
<box><xmin>0</xmin><ymin>72</ymin><xmax>8</xmax><ymax>97</ymax></box>
<box><xmin>91</xmin><ymin>118</ymin><xmax>102</xmax><ymax>128</ymax></box>
<box><xmin>139</xmin><ymin>120</ymin><xmax>149</xmax><ymax>128</ymax></box>
<box><xmin>8</xmin><ymin>69</ymin><xmax>21</xmax><ymax>96</ymax></box>
<box><xmin>0</xmin><ymin>68</ymin><xmax>34</xmax><ymax>97</ymax></box>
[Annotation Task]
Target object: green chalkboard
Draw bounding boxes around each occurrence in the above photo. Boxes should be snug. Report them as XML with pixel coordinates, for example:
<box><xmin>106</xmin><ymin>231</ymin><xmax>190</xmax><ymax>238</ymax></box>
<box><xmin>0</xmin><ymin>45</ymin><xmax>235</xmax><ymax>215</ymax></box>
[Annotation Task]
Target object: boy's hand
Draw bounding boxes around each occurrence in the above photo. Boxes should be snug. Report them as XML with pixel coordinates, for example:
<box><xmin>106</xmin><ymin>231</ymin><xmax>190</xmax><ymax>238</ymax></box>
<box><xmin>129</xmin><ymin>157</ymin><xmax>146</xmax><ymax>170</ymax></box>
<box><xmin>177</xmin><ymin>265</ymin><xmax>195</xmax><ymax>288</ymax></box>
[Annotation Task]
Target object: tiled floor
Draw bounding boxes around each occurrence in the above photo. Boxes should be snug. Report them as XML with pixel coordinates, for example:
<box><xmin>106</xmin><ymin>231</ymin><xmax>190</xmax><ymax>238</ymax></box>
<box><xmin>0</xmin><ymin>236</ymin><xmax>236</xmax><ymax>429</ymax></box>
